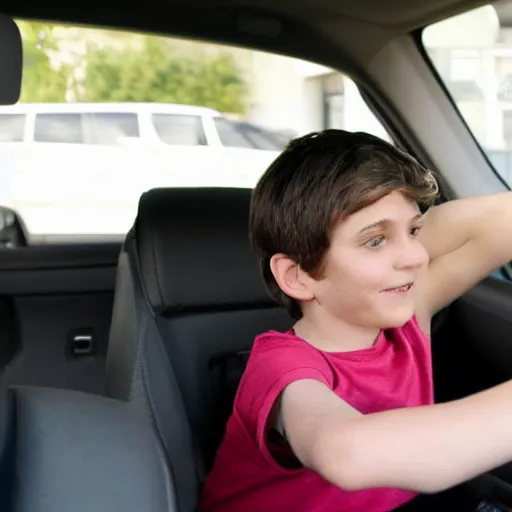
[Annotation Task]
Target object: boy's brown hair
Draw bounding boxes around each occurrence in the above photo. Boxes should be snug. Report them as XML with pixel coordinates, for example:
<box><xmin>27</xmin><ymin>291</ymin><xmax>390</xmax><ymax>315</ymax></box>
<box><xmin>249</xmin><ymin>129</ymin><xmax>439</xmax><ymax>319</ymax></box>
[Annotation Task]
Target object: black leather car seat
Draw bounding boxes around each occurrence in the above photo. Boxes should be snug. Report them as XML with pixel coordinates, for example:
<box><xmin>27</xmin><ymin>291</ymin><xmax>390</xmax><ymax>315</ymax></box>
<box><xmin>0</xmin><ymin>385</ymin><xmax>175</xmax><ymax>512</ymax></box>
<box><xmin>106</xmin><ymin>187</ymin><xmax>291</xmax><ymax>510</ymax></box>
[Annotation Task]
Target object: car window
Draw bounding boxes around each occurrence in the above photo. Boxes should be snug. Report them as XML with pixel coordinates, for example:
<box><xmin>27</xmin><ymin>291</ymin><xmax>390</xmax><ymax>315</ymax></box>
<box><xmin>85</xmin><ymin>113</ymin><xmax>139</xmax><ymax>145</ymax></box>
<box><xmin>152</xmin><ymin>114</ymin><xmax>207</xmax><ymax>145</ymax></box>
<box><xmin>423</xmin><ymin>2</ymin><xmax>512</xmax><ymax>185</ymax></box>
<box><xmin>0</xmin><ymin>114</ymin><xmax>25</xmax><ymax>142</ymax></box>
<box><xmin>1</xmin><ymin>19</ymin><xmax>392</xmax><ymax>244</ymax></box>
<box><xmin>34</xmin><ymin>113</ymin><xmax>83</xmax><ymax>144</ymax></box>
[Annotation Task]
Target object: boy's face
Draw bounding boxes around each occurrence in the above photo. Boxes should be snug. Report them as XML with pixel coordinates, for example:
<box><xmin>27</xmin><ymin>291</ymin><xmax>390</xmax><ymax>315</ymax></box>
<box><xmin>310</xmin><ymin>191</ymin><xmax>429</xmax><ymax>329</ymax></box>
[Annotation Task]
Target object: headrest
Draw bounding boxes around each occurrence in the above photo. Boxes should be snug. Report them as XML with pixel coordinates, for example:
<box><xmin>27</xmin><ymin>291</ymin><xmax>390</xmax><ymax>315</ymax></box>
<box><xmin>135</xmin><ymin>188</ymin><xmax>275</xmax><ymax>315</ymax></box>
<box><xmin>0</xmin><ymin>15</ymin><xmax>22</xmax><ymax>105</ymax></box>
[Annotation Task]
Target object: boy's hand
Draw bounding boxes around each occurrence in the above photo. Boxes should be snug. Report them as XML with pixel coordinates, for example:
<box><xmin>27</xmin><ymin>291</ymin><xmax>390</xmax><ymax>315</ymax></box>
<box><xmin>416</xmin><ymin>192</ymin><xmax>512</xmax><ymax>324</ymax></box>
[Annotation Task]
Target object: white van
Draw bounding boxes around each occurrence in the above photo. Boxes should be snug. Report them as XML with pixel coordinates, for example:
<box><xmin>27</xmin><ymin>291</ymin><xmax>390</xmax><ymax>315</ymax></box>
<box><xmin>0</xmin><ymin>102</ymin><xmax>286</xmax><ymax>241</ymax></box>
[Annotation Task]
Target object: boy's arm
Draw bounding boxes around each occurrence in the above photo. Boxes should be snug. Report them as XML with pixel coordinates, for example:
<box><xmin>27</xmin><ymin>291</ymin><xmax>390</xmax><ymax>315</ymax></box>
<box><xmin>282</xmin><ymin>378</ymin><xmax>512</xmax><ymax>493</ymax></box>
<box><xmin>417</xmin><ymin>191</ymin><xmax>512</xmax><ymax>318</ymax></box>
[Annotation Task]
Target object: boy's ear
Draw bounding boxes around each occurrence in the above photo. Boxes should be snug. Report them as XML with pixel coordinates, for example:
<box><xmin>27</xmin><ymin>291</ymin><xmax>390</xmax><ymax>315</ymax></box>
<box><xmin>269</xmin><ymin>253</ymin><xmax>315</xmax><ymax>302</ymax></box>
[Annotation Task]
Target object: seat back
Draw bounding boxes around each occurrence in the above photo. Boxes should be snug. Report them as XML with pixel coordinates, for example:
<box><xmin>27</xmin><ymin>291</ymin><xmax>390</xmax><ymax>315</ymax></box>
<box><xmin>107</xmin><ymin>188</ymin><xmax>291</xmax><ymax>482</ymax></box>
<box><xmin>107</xmin><ymin>232</ymin><xmax>198</xmax><ymax>512</ymax></box>
<box><xmin>0</xmin><ymin>385</ymin><xmax>175</xmax><ymax>512</ymax></box>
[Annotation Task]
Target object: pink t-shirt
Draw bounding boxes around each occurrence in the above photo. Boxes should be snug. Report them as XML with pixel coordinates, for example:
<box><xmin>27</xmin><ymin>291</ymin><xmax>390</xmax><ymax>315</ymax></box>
<box><xmin>200</xmin><ymin>316</ymin><xmax>433</xmax><ymax>512</ymax></box>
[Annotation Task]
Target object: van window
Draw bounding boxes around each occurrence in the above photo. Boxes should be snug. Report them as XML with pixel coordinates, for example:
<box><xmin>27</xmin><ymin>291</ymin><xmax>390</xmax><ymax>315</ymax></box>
<box><xmin>86</xmin><ymin>113</ymin><xmax>139</xmax><ymax>145</ymax></box>
<box><xmin>237</xmin><ymin>122</ymin><xmax>287</xmax><ymax>150</ymax></box>
<box><xmin>34</xmin><ymin>113</ymin><xmax>83</xmax><ymax>144</ymax></box>
<box><xmin>152</xmin><ymin>114</ymin><xmax>207</xmax><ymax>146</ymax></box>
<box><xmin>0</xmin><ymin>114</ymin><xmax>25</xmax><ymax>142</ymax></box>
<box><xmin>214</xmin><ymin>117</ymin><xmax>255</xmax><ymax>149</ymax></box>
<box><xmin>213</xmin><ymin>118</ymin><xmax>286</xmax><ymax>150</ymax></box>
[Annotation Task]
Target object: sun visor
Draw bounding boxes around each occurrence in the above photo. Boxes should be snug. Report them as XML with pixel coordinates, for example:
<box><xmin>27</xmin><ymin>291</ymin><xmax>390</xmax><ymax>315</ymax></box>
<box><xmin>0</xmin><ymin>15</ymin><xmax>22</xmax><ymax>105</ymax></box>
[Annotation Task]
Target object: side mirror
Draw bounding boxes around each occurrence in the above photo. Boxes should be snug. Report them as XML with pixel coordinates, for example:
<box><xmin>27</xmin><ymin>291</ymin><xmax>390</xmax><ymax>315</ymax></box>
<box><xmin>0</xmin><ymin>206</ymin><xmax>27</xmax><ymax>248</ymax></box>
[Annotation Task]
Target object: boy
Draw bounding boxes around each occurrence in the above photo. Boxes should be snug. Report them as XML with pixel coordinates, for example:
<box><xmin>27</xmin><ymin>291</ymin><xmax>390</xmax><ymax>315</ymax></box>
<box><xmin>200</xmin><ymin>130</ymin><xmax>512</xmax><ymax>511</ymax></box>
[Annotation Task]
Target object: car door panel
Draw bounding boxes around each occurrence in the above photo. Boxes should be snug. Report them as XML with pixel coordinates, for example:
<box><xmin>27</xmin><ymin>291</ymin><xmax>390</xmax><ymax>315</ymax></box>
<box><xmin>0</xmin><ymin>243</ymin><xmax>120</xmax><ymax>395</ymax></box>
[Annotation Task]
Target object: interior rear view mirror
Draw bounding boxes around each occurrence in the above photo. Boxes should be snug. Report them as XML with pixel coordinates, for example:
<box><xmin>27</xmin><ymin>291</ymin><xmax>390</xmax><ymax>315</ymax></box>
<box><xmin>0</xmin><ymin>14</ymin><xmax>22</xmax><ymax>105</ymax></box>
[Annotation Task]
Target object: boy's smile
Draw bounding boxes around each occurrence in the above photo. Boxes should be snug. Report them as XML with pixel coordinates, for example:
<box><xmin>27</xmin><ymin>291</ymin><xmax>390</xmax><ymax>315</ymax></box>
<box><xmin>381</xmin><ymin>282</ymin><xmax>414</xmax><ymax>293</ymax></box>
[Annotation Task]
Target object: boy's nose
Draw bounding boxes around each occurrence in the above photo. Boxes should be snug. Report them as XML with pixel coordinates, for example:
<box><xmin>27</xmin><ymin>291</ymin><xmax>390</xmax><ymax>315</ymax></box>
<box><xmin>395</xmin><ymin>240</ymin><xmax>429</xmax><ymax>271</ymax></box>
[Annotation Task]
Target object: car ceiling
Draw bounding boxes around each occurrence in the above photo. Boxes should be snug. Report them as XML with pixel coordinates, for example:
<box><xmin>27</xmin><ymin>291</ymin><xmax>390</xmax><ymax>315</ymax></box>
<box><xmin>5</xmin><ymin>0</ymin><xmax>492</xmax><ymax>29</ymax></box>
<box><xmin>3</xmin><ymin>0</ymin><xmax>492</xmax><ymax>66</ymax></box>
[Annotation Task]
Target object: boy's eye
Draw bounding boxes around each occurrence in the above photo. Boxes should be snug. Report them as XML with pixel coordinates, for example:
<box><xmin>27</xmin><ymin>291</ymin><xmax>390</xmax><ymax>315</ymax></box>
<box><xmin>365</xmin><ymin>236</ymin><xmax>385</xmax><ymax>249</ymax></box>
<box><xmin>410</xmin><ymin>225</ymin><xmax>422</xmax><ymax>237</ymax></box>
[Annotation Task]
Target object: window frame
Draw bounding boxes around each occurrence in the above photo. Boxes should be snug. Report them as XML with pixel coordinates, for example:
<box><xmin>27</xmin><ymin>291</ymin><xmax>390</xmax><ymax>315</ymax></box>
<box><xmin>2</xmin><ymin>19</ymin><xmax>405</xmax><ymax>246</ymax></box>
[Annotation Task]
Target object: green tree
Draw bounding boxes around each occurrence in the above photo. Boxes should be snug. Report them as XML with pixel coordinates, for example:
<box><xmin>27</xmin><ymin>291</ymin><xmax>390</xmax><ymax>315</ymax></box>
<box><xmin>83</xmin><ymin>36</ymin><xmax>247</xmax><ymax>113</ymax></box>
<box><xmin>17</xmin><ymin>21</ymin><xmax>70</xmax><ymax>102</ymax></box>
